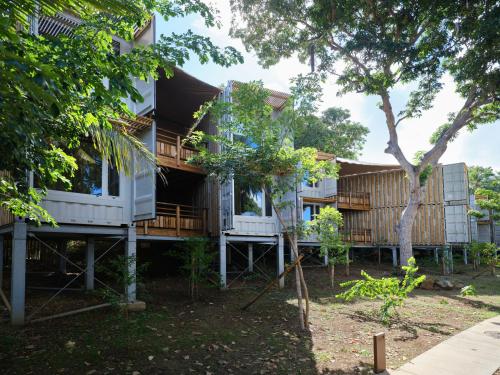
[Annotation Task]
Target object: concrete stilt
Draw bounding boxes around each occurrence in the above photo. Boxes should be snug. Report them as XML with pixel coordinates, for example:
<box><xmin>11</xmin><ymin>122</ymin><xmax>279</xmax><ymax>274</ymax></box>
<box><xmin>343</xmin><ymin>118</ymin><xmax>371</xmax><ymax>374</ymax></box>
<box><xmin>219</xmin><ymin>235</ymin><xmax>227</xmax><ymax>289</ymax></box>
<box><xmin>434</xmin><ymin>248</ymin><xmax>439</xmax><ymax>265</ymax></box>
<box><xmin>85</xmin><ymin>238</ymin><xmax>95</xmax><ymax>291</ymax></box>
<box><xmin>58</xmin><ymin>240</ymin><xmax>67</xmax><ymax>274</ymax></box>
<box><xmin>11</xmin><ymin>222</ymin><xmax>27</xmax><ymax>325</ymax></box>
<box><xmin>391</xmin><ymin>247</ymin><xmax>398</xmax><ymax>268</ymax></box>
<box><xmin>125</xmin><ymin>226</ymin><xmax>136</xmax><ymax>302</ymax></box>
<box><xmin>248</xmin><ymin>243</ymin><xmax>254</xmax><ymax>272</ymax></box>
<box><xmin>463</xmin><ymin>248</ymin><xmax>468</xmax><ymax>265</ymax></box>
<box><xmin>0</xmin><ymin>234</ymin><xmax>4</xmax><ymax>290</ymax></box>
<box><xmin>323</xmin><ymin>253</ymin><xmax>329</xmax><ymax>267</ymax></box>
<box><xmin>277</xmin><ymin>235</ymin><xmax>284</xmax><ymax>289</ymax></box>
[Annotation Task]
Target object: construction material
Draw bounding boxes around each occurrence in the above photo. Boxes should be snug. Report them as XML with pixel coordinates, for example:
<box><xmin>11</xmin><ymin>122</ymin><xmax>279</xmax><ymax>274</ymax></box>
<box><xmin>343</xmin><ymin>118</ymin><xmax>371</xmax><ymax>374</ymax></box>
<box><xmin>373</xmin><ymin>332</ymin><xmax>386</xmax><ymax>373</ymax></box>
<box><xmin>0</xmin><ymin>288</ymin><xmax>11</xmax><ymax>312</ymax></box>
<box><xmin>29</xmin><ymin>303</ymin><xmax>111</xmax><ymax>323</ymax></box>
<box><xmin>241</xmin><ymin>254</ymin><xmax>304</xmax><ymax>311</ymax></box>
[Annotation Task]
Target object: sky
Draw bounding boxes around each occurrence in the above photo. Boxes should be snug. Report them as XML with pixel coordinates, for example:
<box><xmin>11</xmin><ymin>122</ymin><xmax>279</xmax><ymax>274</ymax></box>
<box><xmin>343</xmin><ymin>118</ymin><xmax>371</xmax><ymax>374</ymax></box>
<box><xmin>157</xmin><ymin>1</ymin><xmax>500</xmax><ymax>169</ymax></box>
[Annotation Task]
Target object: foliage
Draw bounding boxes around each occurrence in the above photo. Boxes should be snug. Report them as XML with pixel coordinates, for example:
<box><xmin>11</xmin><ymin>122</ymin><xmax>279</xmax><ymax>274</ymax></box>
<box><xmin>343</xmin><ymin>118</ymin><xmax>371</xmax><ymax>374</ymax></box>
<box><xmin>294</xmin><ymin>107</ymin><xmax>369</xmax><ymax>159</ymax></box>
<box><xmin>190</xmin><ymin>81</ymin><xmax>338</xmax><ymax>212</ymax></box>
<box><xmin>96</xmin><ymin>254</ymin><xmax>150</xmax><ymax>306</ymax></box>
<box><xmin>189</xmin><ymin>80</ymin><xmax>339</xmax><ymax>329</ymax></box>
<box><xmin>468</xmin><ymin>166</ymin><xmax>500</xmax><ymax>192</ymax></box>
<box><xmin>467</xmin><ymin>241</ymin><xmax>498</xmax><ymax>275</ymax></box>
<box><xmin>308</xmin><ymin>206</ymin><xmax>346</xmax><ymax>265</ymax></box>
<box><xmin>460</xmin><ymin>285</ymin><xmax>477</xmax><ymax>297</ymax></box>
<box><xmin>0</xmin><ymin>0</ymin><xmax>242</xmax><ymax>224</ymax></box>
<box><xmin>308</xmin><ymin>206</ymin><xmax>348</xmax><ymax>288</ymax></box>
<box><xmin>413</xmin><ymin>151</ymin><xmax>433</xmax><ymax>185</ymax></box>
<box><xmin>174</xmin><ymin>237</ymin><xmax>217</xmax><ymax>300</ymax></box>
<box><xmin>229</xmin><ymin>0</ymin><xmax>500</xmax><ymax>264</ymax></box>
<box><xmin>336</xmin><ymin>257</ymin><xmax>426</xmax><ymax>324</ymax></box>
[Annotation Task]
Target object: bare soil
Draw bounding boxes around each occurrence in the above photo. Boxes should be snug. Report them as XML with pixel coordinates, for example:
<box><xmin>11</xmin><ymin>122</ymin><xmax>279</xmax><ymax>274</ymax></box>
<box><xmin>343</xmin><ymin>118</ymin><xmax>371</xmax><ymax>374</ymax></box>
<box><xmin>1</xmin><ymin>263</ymin><xmax>499</xmax><ymax>375</ymax></box>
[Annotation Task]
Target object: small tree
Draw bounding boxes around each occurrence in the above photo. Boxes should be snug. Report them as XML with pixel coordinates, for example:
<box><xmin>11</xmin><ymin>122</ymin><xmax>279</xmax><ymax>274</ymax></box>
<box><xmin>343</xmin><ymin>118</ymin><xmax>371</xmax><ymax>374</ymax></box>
<box><xmin>175</xmin><ymin>237</ymin><xmax>216</xmax><ymax>300</ymax></box>
<box><xmin>190</xmin><ymin>81</ymin><xmax>338</xmax><ymax>330</ymax></box>
<box><xmin>308</xmin><ymin>206</ymin><xmax>347</xmax><ymax>289</ymax></box>
<box><xmin>337</xmin><ymin>257</ymin><xmax>425</xmax><ymax>324</ymax></box>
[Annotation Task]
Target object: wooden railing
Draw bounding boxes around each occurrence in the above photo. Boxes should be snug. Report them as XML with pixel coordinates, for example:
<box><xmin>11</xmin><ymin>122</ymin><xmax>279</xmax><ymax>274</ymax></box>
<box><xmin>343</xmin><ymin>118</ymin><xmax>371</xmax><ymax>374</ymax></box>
<box><xmin>342</xmin><ymin>229</ymin><xmax>372</xmax><ymax>244</ymax></box>
<box><xmin>137</xmin><ymin>202</ymin><xmax>207</xmax><ymax>237</ymax></box>
<box><xmin>156</xmin><ymin>128</ymin><xmax>203</xmax><ymax>172</ymax></box>
<box><xmin>337</xmin><ymin>191</ymin><xmax>370</xmax><ymax>210</ymax></box>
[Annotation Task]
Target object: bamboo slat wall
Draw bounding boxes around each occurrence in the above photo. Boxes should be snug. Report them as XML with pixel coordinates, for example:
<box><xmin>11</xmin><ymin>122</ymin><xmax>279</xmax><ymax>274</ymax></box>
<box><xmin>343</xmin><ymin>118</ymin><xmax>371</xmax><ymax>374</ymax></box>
<box><xmin>338</xmin><ymin>166</ymin><xmax>446</xmax><ymax>246</ymax></box>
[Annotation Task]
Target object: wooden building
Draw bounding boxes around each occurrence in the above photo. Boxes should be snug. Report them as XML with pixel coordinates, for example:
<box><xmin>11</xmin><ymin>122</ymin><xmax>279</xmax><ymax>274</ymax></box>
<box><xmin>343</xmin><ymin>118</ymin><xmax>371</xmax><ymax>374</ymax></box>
<box><xmin>337</xmin><ymin>160</ymin><xmax>472</xmax><ymax>248</ymax></box>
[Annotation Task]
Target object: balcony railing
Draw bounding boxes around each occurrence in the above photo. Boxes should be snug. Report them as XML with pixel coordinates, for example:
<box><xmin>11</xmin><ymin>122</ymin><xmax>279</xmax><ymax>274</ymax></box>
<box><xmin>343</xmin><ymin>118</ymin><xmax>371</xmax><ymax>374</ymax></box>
<box><xmin>137</xmin><ymin>202</ymin><xmax>207</xmax><ymax>237</ymax></box>
<box><xmin>337</xmin><ymin>191</ymin><xmax>370</xmax><ymax>210</ymax></box>
<box><xmin>156</xmin><ymin>129</ymin><xmax>203</xmax><ymax>173</ymax></box>
<box><xmin>342</xmin><ymin>229</ymin><xmax>372</xmax><ymax>244</ymax></box>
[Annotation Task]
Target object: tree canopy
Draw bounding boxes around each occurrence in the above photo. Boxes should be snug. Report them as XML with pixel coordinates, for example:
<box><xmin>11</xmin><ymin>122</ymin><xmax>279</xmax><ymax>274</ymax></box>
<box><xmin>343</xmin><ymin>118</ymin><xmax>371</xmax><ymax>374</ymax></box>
<box><xmin>295</xmin><ymin>107</ymin><xmax>369</xmax><ymax>159</ymax></box>
<box><xmin>0</xmin><ymin>0</ymin><xmax>242</xmax><ymax>223</ymax></box>
<box><xmin>229</xmin><ymin>0</ymin><xmax>499</xmax><ymax>264</ymax></box>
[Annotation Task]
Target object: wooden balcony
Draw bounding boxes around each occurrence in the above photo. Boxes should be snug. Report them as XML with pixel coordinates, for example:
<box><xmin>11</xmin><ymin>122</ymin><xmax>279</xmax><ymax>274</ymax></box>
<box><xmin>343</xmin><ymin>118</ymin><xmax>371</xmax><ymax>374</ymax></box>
<box><xmin>136</xmin><ymin>202</ymin><xmax>208</xmax><ymax>237</ymax></box>
<box><xmin>337</xmin><ymin>191</ymin><xmax>370</xmax><ymax>211</ymax></box>
<box><xmin>156</xmin><ymin>129</ymin><xmax>204</xmax><ymax>174</ymax></box>
<box><xmin>342</xmin><ymin>229</ymin><xmax>372</xmax><ymax>244</ymax></box>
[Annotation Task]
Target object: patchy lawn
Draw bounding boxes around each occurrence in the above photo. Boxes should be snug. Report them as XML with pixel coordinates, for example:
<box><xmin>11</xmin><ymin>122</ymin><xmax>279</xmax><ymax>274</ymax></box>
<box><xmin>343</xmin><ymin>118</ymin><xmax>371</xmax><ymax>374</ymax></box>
<box><xmin>1</xmin><ymin>263</ymin><xmax>499</xmax><ymax>375</ymax></box>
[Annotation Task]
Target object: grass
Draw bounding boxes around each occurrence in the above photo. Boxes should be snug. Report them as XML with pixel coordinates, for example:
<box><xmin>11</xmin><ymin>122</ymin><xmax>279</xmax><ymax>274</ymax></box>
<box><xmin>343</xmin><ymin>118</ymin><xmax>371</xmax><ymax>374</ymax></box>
<box><xmin>0</xmin><ymin>263</ymin><xmax>499</xmax><ymax>374</ymax></box>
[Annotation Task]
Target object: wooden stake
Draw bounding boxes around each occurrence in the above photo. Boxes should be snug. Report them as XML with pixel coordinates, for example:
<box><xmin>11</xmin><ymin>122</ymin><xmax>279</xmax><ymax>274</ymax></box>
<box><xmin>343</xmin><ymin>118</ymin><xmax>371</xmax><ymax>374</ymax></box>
<box><xmin>0</xmin><ymin>288</ymin><xmax>11</xmax><ymax>313</ymax></box>
<box><xmin>373</xmin><ymin>332</ymin><xmax>386</xmax><ymax>373</ymax></box>
<box><xmin>241</xmin><ymin>255</ymin><xmax>304</xmax><ymax>311</ymax></box>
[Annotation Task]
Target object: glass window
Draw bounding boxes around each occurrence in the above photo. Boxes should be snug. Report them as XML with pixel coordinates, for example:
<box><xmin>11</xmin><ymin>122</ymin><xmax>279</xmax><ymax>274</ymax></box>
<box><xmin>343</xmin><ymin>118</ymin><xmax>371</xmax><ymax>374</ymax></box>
<box><xmin>71</xmin><ymin>143</ymin><xmax>102</xmax><ymax>195</ymax></box>
<box><xmin>234</xmin><ymin>177</ymin><xmax>272</xmax><ymax>217</ymax></box>
<box><xmin>35</xmin><ymin>141</ymin><xmax>103</xmax><ymax>196</ymax></box>
<box><xmin>303</xmin><ymin>204</ymin><xmax>321</xmax><ymax>222</ymax></box>
<box><xmin>302</xmin><ymin>172</ymin><xmax>319</xmax><ymax>188</ymax></box>
<box><xmin>108</xmin><ymin>163</ymin><xmax>120</xmax><ymax>197</ymax></box>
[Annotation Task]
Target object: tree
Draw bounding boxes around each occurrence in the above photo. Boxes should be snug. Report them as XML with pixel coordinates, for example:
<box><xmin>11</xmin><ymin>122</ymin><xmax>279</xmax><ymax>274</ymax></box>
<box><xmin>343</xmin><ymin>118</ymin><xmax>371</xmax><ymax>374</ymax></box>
<box><xmin>229</xmin><ymin>0</ymin><xmax>500</xmax><ymax>265</ymax></box>
<box><xmin>468</xmin><ymin>166</ymin><xmax>499</xmax><ymax>242</ymax></box>
<box><xmin>308</xmin><ymin>206</ymin><xmax>347</xmax><ymax>289</ymax></box>
<box><xmin>295</xmin><ymin>107</ymin><xmax>369</xmax><ymax>159</ymax></box>
<box><xmin>468</xmin><ymin>166</ymin><xmax>500</xmax><ymax>192</ymax></box>
<box><xmin>189</xmin><ymin>81</ymin><xmax>338</xmax><ymax>329</ymax></box>
<box><xmin>0</xmin><ymin>0</ymin><xmax>242</xmax><ymax>224</ymax></box>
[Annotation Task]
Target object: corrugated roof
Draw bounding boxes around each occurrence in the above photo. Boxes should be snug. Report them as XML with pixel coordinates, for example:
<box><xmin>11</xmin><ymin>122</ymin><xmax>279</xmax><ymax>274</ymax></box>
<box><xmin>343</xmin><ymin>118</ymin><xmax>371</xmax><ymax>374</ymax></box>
<box><xmin>231</xmin><ymin>81</ymin><xmax>290</xmax><ymax>110</ymax></box>
<box><xmin>337</xmin><ymin>157</ymin><xmax>401</xmax><ymax>176</ymax></box>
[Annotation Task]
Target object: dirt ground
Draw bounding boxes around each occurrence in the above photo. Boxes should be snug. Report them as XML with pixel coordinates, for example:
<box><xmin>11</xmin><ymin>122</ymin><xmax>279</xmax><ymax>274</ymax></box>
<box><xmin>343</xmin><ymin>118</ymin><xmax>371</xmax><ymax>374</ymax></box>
<box><xmin>1</xmin><ymin>262</ymin><xmax>499</xmax><ymax>375</ymax></box>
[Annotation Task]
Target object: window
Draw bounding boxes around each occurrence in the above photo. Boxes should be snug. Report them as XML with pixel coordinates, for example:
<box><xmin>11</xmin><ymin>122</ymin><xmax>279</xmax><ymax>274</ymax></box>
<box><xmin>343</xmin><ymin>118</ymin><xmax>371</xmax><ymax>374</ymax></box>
<box><xmin>234</xmin><ymin>177</ymin><xmax>272</xmax><ymax>217</ymax></box>
<box><xmin>303</xmin><ymin>204</ymin><xmax>321</xmax><ymax>222</ymax></box>
<box><xmin>108</xmin><ymin>163</ymin><xmax>120</xmax><ymax>197</ymax></box>
<box><xmin>302</xmin><ymin>172</ymin><xmax>319</xmax><ymax>188</ymax></box>
<box><xmin>36</xmin><ymin>141</ymin><xmax>120</xmax><ymax>197</ymax></box>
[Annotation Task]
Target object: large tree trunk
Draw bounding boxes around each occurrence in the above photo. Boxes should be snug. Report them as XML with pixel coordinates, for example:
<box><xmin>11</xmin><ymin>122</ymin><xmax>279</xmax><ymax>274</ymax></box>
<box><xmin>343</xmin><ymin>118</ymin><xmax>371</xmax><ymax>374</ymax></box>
<box><xmin>397</xmin><ymin>174</ymin><xmax>422</xmax><ymax>265</ymax></box>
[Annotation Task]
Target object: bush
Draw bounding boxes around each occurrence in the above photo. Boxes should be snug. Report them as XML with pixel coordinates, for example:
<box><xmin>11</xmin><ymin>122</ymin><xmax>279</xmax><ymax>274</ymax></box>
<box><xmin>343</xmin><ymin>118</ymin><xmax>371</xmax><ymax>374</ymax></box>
<box><xmin>336</xmin><ymin>257</ymin><xmax>426</xmax><ymax>324</ymax></box>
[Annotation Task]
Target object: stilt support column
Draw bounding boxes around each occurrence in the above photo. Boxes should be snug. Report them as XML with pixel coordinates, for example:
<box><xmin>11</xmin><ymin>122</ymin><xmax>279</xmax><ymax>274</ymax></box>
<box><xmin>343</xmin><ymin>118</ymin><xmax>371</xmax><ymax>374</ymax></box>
<box><xmin>219</xmin><ymin>235</ymin><xmax>227</xmax><ymax>289</ymax></box>
<box><xmin>248</xmin><ymin>243</ymin><xmax>254</xmax><ymax>272</ymax></box>
<box><xmin>277</xmin><ymin>235</ymin><xmax>284</xmax><ymax>289</ymax></box>
<box><xmin>391</xmin><ymin>247</ymin><xmax>398</xmax><ymax>268</ymax></box>
<box><xmin>85</xmin><ymin>238</ymin><xmax>95</xmax><ymax>291</ymax></box>
<box><xmin>125</xmin><ymin>226</ymin><xmax>136</xmax><ymax>302</ymax></box>
<box><xmin>11</xmin><ymin>222</ymin><xmax>27</xmax><ymax>325</ymax></box>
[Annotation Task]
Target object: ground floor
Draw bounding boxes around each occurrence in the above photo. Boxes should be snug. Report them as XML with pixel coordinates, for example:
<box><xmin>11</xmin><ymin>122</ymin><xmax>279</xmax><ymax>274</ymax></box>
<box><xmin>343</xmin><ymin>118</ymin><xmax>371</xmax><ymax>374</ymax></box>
<box><xmin>0</xmin><ymin>263</ymin><xmax>498</xmax><ymax>374</ymax></box>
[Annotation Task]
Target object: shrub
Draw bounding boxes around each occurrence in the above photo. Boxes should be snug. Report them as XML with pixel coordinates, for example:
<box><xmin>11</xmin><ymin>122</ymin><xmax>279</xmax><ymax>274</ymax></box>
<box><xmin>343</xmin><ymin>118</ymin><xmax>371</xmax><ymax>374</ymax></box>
<box><xmin>336</xmin><ymin>257</ymin><xmax>426</xmax><ymax>324</ymax></box>
<box><xmin>460</xmin><ymin>285</ymin><xmax>477</xmax><ymax>297</ymax></box>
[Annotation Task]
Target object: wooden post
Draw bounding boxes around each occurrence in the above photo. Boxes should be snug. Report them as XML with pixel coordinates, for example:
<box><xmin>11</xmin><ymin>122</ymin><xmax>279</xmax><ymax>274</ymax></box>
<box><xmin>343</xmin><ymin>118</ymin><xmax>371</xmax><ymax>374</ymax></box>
<box><xmin>176</xmin><ymin>205</ymin><xmax>181</xmax><ymax>237</ymax></box>
<box><xmin>176</xmin><ymin>135</ymin><xmax>181</xmax><ymax>166</ymax></box>
<box><xmin>373</xmin><ymin>332</ymin><xmax>386</xmax><ymax>373</ymax></box>
<box><xmin>202</xmin><ymin>209</ymin><xmax>208</xmax><ymax>234</ymax></box>
<box><xmin>85</xmin><ymin>238</ymin><xmax>95</xmax><ymax>291</ymax></box>
<box><xmin>377</xmin><ymin>246</ymin><xmax>381</xmax><ymax>265</ymax></box>
<box><xmin>349</xmin><ymin>192</ymin><xmax>352</xmax><ymax>208</ymax></box>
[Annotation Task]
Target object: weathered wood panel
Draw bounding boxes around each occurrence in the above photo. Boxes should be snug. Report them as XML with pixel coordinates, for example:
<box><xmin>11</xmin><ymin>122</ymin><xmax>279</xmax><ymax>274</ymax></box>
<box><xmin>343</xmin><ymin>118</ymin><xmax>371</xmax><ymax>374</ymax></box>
<box><xmin>338</xmin><ymin>166</ymin><xmax>444</xmax><ymax>208</ymax></box>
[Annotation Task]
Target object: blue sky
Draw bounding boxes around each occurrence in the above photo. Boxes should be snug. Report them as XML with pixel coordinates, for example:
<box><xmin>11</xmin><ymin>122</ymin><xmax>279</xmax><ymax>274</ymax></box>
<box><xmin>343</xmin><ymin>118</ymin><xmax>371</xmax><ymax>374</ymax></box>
<box><xmin>157</xmin><ymin>1</ymin><xmax>499</xmax><ymax>169</ymax></box>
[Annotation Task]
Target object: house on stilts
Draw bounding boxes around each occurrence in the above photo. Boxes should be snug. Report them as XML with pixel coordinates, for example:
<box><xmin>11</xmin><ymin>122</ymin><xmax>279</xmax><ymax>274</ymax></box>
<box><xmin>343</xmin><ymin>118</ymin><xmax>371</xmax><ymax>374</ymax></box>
<box><xmin>1</xmin><ymin>13</ymin><xmax>495</xmax><ymax>326</ymax></box>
